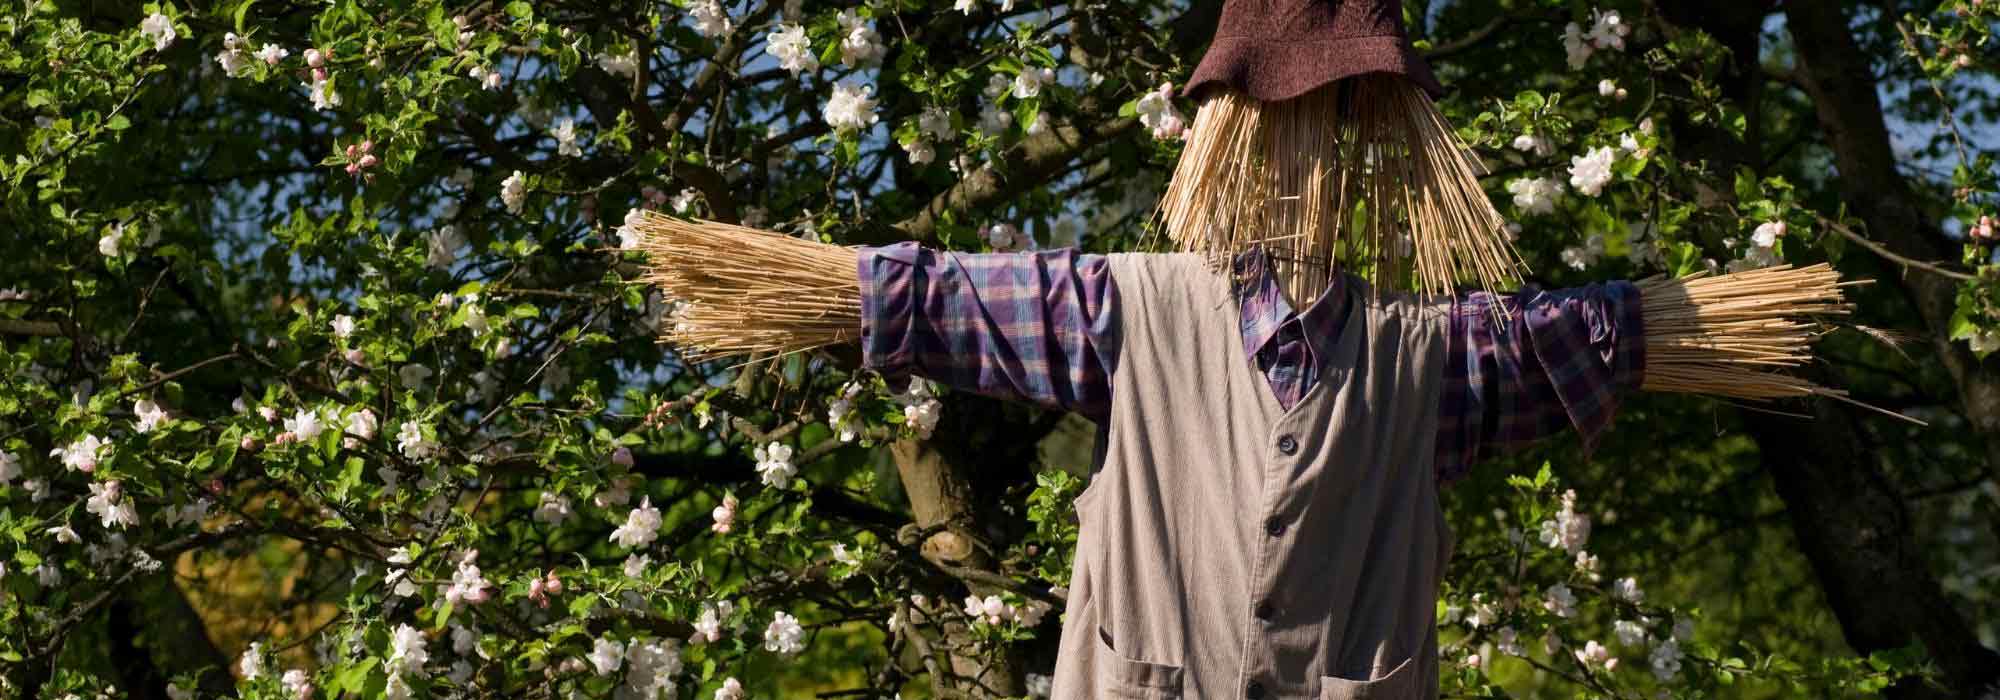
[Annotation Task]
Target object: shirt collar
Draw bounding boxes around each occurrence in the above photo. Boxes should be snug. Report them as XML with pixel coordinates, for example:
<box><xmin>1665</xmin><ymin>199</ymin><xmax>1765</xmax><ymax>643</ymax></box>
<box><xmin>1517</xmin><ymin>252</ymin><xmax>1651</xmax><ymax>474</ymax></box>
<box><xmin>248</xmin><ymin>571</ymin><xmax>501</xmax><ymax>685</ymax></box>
<box><xmin>1231</xmin><ymin>247</ymin><xmax>1350</xmax><ymax>360</ymax></box>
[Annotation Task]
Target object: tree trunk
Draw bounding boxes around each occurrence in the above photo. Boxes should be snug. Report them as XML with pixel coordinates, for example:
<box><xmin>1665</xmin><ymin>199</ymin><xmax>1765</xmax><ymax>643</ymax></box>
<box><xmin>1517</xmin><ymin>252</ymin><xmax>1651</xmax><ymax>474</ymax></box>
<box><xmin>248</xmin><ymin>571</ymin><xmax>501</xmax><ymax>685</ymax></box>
<box><xmin>891</xmin><ymin>439</ymin><xmax>1026</xmax><ymax>699</ymax></box>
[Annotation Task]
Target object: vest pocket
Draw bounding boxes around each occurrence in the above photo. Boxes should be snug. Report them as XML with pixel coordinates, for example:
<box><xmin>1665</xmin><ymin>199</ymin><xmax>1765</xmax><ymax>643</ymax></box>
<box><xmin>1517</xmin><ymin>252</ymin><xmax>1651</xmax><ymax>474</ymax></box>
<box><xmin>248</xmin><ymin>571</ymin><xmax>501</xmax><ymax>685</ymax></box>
<box><xmin>1094</xmin><ymin>624</ymin><xmax>1184</xmax><ymax>698</ymax></box>
<box><xmin>1319</xmin><ymin>654</ymin><xmax>1417</xmax><ymax>700</ymax></box>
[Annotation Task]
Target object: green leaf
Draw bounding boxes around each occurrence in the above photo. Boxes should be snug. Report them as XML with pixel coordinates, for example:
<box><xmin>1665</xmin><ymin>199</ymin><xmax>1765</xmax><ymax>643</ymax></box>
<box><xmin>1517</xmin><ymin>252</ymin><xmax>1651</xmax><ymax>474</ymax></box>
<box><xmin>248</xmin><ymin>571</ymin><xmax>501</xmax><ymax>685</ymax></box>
<box><xmin>234</xmin><ymin>0</ymin><xmax>256</xmax><ymax>33</ymax></box>
<box><xmin>105</xmin><ymin>115</ymin><xmax>131</xmax><ymax>131</ymax></box>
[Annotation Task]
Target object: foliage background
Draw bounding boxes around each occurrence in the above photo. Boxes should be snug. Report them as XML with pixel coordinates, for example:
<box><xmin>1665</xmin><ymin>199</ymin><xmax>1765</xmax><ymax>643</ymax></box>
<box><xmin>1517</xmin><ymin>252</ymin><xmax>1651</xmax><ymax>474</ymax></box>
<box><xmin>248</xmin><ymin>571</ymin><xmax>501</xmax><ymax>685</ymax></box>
<box><xmin>1</xmin><ymin>0</ymin><xmax>1997</xmax><ymax>699</ymax></box>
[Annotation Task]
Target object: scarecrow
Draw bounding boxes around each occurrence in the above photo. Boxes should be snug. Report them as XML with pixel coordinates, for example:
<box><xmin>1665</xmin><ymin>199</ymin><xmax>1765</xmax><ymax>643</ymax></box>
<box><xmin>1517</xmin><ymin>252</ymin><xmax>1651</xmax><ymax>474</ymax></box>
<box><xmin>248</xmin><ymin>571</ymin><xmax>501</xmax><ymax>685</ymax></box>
<box><xmin>636</xmin><ymin>1</ymin><xmax>1866</xmax><ymax>698</ymax></box>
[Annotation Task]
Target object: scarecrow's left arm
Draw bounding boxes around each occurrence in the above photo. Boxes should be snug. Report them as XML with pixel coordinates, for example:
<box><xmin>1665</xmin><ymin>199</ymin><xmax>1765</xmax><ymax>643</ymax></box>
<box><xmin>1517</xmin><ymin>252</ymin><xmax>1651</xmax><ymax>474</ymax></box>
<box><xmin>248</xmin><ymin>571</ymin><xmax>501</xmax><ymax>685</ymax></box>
<box><xmin>1435</xmin><ymin>263</ymin><xmax>1854</xmax><ymax>485</ymax></box>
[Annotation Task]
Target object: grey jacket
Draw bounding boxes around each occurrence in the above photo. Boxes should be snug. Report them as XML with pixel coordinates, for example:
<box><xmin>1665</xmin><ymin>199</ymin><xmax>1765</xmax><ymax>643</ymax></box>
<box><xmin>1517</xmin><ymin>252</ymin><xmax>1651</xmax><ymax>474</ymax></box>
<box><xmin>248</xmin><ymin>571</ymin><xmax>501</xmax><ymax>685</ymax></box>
<box><xmin>1050</xmin><ymin>253</ymin><xmax>1453</xmax><ymax>700</ymax></box>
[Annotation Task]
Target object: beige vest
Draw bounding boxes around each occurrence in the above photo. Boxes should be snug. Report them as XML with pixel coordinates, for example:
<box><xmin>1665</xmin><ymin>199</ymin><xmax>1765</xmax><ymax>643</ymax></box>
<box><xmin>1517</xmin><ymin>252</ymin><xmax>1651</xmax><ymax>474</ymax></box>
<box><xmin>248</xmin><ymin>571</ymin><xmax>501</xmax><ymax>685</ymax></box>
<box><xmin>1051</xmin><ymin>253</ymin><xmax>1455</xmax><ymax>700</ymax></box>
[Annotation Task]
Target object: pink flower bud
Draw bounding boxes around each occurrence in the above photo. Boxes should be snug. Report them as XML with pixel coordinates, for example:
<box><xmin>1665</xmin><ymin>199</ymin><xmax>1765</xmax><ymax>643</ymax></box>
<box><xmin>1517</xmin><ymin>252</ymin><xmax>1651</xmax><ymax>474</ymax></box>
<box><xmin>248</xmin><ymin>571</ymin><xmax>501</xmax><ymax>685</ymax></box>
<box><xmin>311</xmin><ymin>67</ymin><xmax>328</xmax><ymax>83</ymax></box>
<box><xmin>274</xmin><ymin>431</ymin><xmax>298</xmax><ymax>446</ymax></box>
<box><xmin>208</xmin><ymin>478</ymin><xmax>226</xmax><ymax>495</ymax></box>
<box><xmin>359</xmin><ymin>140</ymin><xmax>373</xmax><ymax>153</ymax></box>
<box><xmin>344</xmin><ymin>144</ymin><xmax>359</xmax><ymax>159</ymax></box>
<box><xmin>544</xmin><ymin>572</ymin><xmax>562</xmax><ymax>594</ymax></box>
<box><xmin>345</xmin><ymin>348</ymin><xmax>367</xmax><ymax>366</ymax></box>
<box><xmin>357</xmin><ymin>154</ymin><xmax>378</xmax><ymax>169</ymax></box>
<box><xmin>304</xmin><ymin>48</ymin><xmax>324</xmax><ymax>67</ymax></box>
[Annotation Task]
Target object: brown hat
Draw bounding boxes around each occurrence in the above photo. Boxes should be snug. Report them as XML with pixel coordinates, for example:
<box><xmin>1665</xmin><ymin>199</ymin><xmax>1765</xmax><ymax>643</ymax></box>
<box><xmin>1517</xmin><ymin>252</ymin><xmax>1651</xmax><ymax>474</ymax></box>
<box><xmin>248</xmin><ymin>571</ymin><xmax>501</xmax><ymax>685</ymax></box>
<box><xmin>1182</xmin><ymin>0</ymin><xmax>1445</xmax><ymax>102</ymax></box>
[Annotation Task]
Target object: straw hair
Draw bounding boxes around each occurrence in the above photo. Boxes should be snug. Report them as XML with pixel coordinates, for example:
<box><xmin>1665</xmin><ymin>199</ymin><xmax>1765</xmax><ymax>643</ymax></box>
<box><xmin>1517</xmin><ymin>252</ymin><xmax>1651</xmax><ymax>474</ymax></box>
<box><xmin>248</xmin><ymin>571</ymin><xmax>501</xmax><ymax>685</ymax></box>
<box><xmin>1156</xmin><ymin>76</ymin><xmax>1526</xmax><ymax>303</ymax></box>
<box><xmin>631</xmin><ymin>212</ymin><xmax>861</xmax><ymax>362</ymax></box>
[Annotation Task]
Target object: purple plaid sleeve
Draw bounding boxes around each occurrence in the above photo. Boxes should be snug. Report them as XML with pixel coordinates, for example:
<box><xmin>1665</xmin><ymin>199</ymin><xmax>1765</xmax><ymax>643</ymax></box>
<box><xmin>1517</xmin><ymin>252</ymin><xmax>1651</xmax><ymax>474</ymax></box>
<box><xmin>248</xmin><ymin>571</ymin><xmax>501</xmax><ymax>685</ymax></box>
<box><xmin>856</xmin><ymin>241</ymin><xmax>1120</xmax><ymax>420</ymax></box>
<box><xmin>1435</xmin><ymin>281</ymin><xmax>1645</xmax><ymax>486</ymax></box>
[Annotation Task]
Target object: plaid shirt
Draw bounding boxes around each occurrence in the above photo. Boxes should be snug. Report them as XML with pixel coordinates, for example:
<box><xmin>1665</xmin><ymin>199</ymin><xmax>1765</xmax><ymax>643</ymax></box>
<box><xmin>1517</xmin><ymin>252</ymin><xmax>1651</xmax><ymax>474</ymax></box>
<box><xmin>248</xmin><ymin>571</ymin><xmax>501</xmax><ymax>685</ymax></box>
<box><xmin>857</xmin><ymin>242</ymin><xmax>1644</xmax><ymax>485</ymax></box>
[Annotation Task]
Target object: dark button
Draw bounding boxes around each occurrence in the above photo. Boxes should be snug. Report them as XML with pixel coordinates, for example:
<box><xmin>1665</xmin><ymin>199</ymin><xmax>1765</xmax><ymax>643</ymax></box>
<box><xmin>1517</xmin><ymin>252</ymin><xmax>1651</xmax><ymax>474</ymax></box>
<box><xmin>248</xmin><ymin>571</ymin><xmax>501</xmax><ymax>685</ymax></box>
<box><xmin>1277</xmin><ymin>434</ymin><xmax>1298</xmax><ymax>455</ymax></box>
<box><xmin>1246</xmin><ymin>680</ymin><xmax>1266</xmax><ymax>699</ymax></box>
<box><xmin>1254</xmin><ymin>599</ymin><xmax>1275</xmax><ymax>620</ymax></box>
<box><xmin>1264</xmin><ymin>516</ymin><xmax>1286</xmax><ymax>536</ymax></box>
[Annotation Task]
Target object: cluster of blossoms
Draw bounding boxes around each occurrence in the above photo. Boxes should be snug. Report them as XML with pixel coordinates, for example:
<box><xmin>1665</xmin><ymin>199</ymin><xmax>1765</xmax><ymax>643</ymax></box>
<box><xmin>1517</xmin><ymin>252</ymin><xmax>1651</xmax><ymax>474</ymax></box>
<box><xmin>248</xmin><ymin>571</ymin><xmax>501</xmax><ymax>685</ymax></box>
<box><xmin>899</xmin><ymin>380</ymin><xmax>944</xmax><ymax>439</ymax></box>
<box><xmin>584</xmin><ymin>637</ymin><xmax>687</xmax><ymax>698</ymax></box>
<box><xmin>213</xmin><ymin>31</ymin><xmax>286</xmax><ymax>77</ymax></box>
<box><xmin>762</xmin><ymin>611</ymin><xmax>808</xmax><ymax>655</ymax></box>
<box><xmin>1442</xmin><ymin>486</ymin><xmax>1693</xmax><ymax>685</ymax></box>
<box><xmin>826</xmin><ymin>380</ymin><xmax>867</xmax><ymax>442</ymax></box>
<box><xmin>1135</xmin><ymin>82</ymin><xmax>1186</xmax><ymax>140</ymax></box>
<box><xmin>753</xmin><ymin>441</ymin><xmax>797</xmax><ymax>488</ymax></box>
<box><xmin>903</xmin><ymin>106</ymin><xmax>956</xmax><ymax>165</ymax></box>
<box><xmin>691</xmin><ymin>0</ymin><xmax>732</xmax><ymax>38</ymax></box>
<box><xmin>962</xmin><ymin>593</ymin><xmax>1053</xmax><ymax>628</ymax></box>
<box><xmin>610</xmin><ymin>496</ymin><xmax>664</xmax><ymax>548</ymax></box>
<box><xmin>1506</xmin><ymin>176</ymin><xmax>1564</xmax><ymax>215</ymax></box>
<box><xmin>1561</xmin><ymin>9</ymin><xmax>1631</xmax><ymax>70</ymax></box>
<box><xmin>1719</xmin><ymin>219</ymin><xmax>1789</xmax><ymax>273</ymax></box>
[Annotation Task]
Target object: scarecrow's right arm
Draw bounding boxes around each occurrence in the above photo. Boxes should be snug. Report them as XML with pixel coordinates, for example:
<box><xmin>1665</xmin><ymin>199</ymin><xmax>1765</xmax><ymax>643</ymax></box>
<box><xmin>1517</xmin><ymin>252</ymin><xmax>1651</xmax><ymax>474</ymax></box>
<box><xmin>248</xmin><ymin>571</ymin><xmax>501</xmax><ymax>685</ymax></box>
<box><xmin>635</xmin><ymin>215</ymin><xmax>1119</xmax><ymax>418</ymax></box>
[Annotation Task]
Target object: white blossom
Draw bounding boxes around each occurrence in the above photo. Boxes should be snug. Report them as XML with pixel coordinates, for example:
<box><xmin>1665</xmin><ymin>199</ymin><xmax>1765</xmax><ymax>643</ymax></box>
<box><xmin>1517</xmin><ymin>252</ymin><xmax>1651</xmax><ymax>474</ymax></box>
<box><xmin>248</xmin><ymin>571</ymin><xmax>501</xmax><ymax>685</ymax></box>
<box><xmin>1649</xmin><ymin>637</ymin><xmax>1684</xmax><ymax>681</ymax></box>
<box><xmin>823</xmin><ymin>82</ymin><xmax>879</xmax><ymax>132</ymax></box>
<box><xmin>86</xmin><ymin>480</ymin><xmax>139</xmax><ymax>530</ymax></box>
<box><xmin>1614</xmin><ymin>619</ymin><xmax>1649</xmax><ymax>647</ymax></box>
<box><xmin>399</xmin><ymin>363</ymin><xmax>434</xmax><ymax>390</ymax></box>
<box><xmin>904</xmin><ymin>139</ymin><xmax>936</xmax><ymax>165</ymax></box>
<box><xmin>1135</xmin><ymin>83</ymin><xmax>1184</xmax><ymax>140</ymax></box>
<box><xmin>623</xmin><ymin>553</ymin><xmax>650</xmax><ymax>579</ymax></box>
<box><xmin>444</xmin><ymin>549</ymin><xmax>491</xmax><ymax>605</ymax></box>
<box><xmin>919</xmin><ymin>106</ymin><xmax>954</xmax><ymax>141</ymax></box>
<box><xmin>216</xmin><ymin>35</ymin><xmax>252</xmax><ymax>77</ymax></box>
<box><xmin>255</xmin><ymin>44</ymin><xmax>289</xmax><ymax>65</ymax></box>
<box><xmin>285</xmin><ymin>407</ymin><xmax>326</xmax><ymax>442</ymax></box>
<box><xmin>597</xmin><ymin>51</ymin><xmax>640</xmax><ymax>79</ymax></box>
<box><xmin>1560</xmin><ymin>234</ymin><xmax>1606</xmax><ymax>271</ymax></box>
<box><xmin>1543</xmin><ymin>582</ymin><xmax>1577</xmax><ymax>618</ymax></box>
<box><xmin>978</xmin><ymin>102</ymin><xmax>1014</xmax><ymax>137</ymax></box>
<box><xmin>1511</xmin><ymin>133</ymin><xmax>1555</xmax><ymax>157</ymax></box>
<box><xmin>551</xmin><ymin>118</ymin><xmax>583</xmax><ymax>157</ymax></box>
<box><xmin>1588</xmin><ymin>10</ymin><xmax>1631</xmax><ymax>50</ymax></box>
<box><xmin>1561</xmin><ymin>22</ymin><xmax>1593</xmax><ymax>70</ymax></box>
<box><xmin>1567</xmin><ymin>145</ymin><xmax>1617</xmax><ymax>196</ymax></box>
<box><xmin>953</xmin><ymin>0</ymin><xmax>977</xmax><ymax>13</ymax></box>
<box><xmin>501</xmin><ymin>170</ymin><xmax>528</xmax><ymax>215</ymax></box>
<box><xmin>903</xmin><ymin>399</ymin><xmax>942</xmax><ymax>438</ymax></box>
<box><xmin>281</xmin><ymin>669</ymin><xmax>312</xmax><ymax>700</ymax></box>
<box><xmin>535</xmin><ymin>491</ymin><xmax>573</xmax><ymax>526</ymax></box>
<box><xmin>239</xmin><ymin>641</ymin><xmax>265</xmax><ymax>680</ymax></box>
<box><xmin>766</xmin><ymin>24</ymin><xmax>818</xmax><ymax>75</ymax></box>
<box><xmin>397</xmin><ymin>421</ymin><xmax>443</xmax><ymax>461</ymax></box>
<box><xmin>98</xmin><ymin>228</ymin><xmax>123</xmax><ymax>258</ymax></box>
<box><xmin>330</xmin><ymin>314</ymin><xmax>357</xmax><ymax>340</ymax></box>
<box><xmin>1539</xmin><ymin>489</ymin><xmax>1593</xmax><ymax>553</ymax></box>
<box><xmin>617</xmin><ymin>209</ymin><xmax>646</xmax><ymax>250</ymax></box>
<box><xmin>754</xmin><ymin>442</ymin><xmax>797</xmax><ymax>488</ymax></box>
<box><xmin>610</xmin><ymin>496</ymin><xmax>664</xmax><ymax>548</ymax></box>
<box><xmin>692</xmin><ymin>601</ymin><xmax>735</xmax><ymax>644</ymax></box>
<box><xmin>388</xmin><ymin>623</ymin><xmax>430</xmax><ymax>677</ymax></box>
<box><xmin>307</xmin><ymin>77</ymin><xmax>342</xmax><ymax>111</ymax></box>
<box><xmin>428</xmin><ymin>224</ymin><xmax>467</xmax><ymax>268</ymax></box>
<box><xmin>1573</xmin><ymin>639</ymin><xmax>1614</xmax><ymax>670</ymax></box>
<box><xmin>1011</xmin><ymin>67</ymin><xmax>1055</xmax><ymax>99</ymax></box>
<box><xmin>715</xmin><ymin>677</ymin><xmax>746</xmax><ymax>700</ymax></box>
<box><xmin>34</xmin><ymin>562</ymin><xmax>61</xmax><ymax>586</ymax></box>
<box><xmin>691</xmin><ymin>0</ymin><xmax>733</xmax><ymax>38</ymax></box>
<box><xmin>140</xmin><ymin>13</ymin><xmax>178</xmax><ymax>51</ymax></box>
<box><xmin>710</xmin><ymin>493</ymin><xmax>739</xmax><ymax>533</ymax></box>
<box><xmin>1611</xmin><ymin>576</ymin><xmax>1644</xmax><ymax>603</ymax></box>
<box><xmin>133</xmin><ymin>398</ymin><xmax>169</xmax><ymax>433</ymax></box>
<box><xmin>47</xmin><ymin>524</ymin><xmax>79</xmax><ymax>544</ymax></box>
<box><xmin>670</xmin><ymin>187</ymin><xmax>700</xmax><ymax>214</ymax></box>
<box><xmin>589</xmin><ymin>638</ymin><xmax>625</xmax><ymax>676</ymax></box>
<box><xmin>1506</xmin><ymin>177</ymin><xmax>1564</xmax><ymax>215</ymax></box>
<box><xmin>1751</xmin><ymin>220</ymin><xmax>1787</xmax><ymax>249</ymax></box>
<box><xmin>0</xmin><ymin>450</ymin><xmax>18</xmax><ymax>485</ymax></box>
<box><xmin>836</xmin><ymin>10</ymin><xmax>884</xmax><ymax>67</ymax></box>
<box><xmin>51</xmin><ymin>434</ymin><xmax>108</xmax><ymax>473</ymax></box>
<box><xmin>762</xmin><ymin>611</ymin><xmax>806</xmax><ymax>655</ymax></box>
